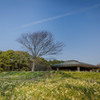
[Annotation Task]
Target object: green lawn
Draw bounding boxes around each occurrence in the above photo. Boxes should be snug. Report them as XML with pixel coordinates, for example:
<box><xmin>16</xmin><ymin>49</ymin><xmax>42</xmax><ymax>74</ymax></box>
<box><xmin>0</xmin><ymin>71</ymin><xmax>100</xmax><ymax>100</ymax></box>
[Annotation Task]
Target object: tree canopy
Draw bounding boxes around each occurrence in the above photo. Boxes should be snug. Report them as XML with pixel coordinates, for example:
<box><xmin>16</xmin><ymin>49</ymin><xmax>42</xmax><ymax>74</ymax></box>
<box><xmin>0</xmin><ymin>50</ymin><xmax>32</xmax><ymax>72</ymax></box>
<box><xmin>0</xmin><ymin>50</ymin><xmax>64</xmax><ymax>72</ymax></box>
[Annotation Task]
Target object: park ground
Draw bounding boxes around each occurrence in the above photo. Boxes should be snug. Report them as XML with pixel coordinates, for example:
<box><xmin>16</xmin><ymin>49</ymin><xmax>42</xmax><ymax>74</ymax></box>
<box><xmin>0</xmin><ymin>71</ymin><xmax>100</xmax><ymax>100</ymax></box>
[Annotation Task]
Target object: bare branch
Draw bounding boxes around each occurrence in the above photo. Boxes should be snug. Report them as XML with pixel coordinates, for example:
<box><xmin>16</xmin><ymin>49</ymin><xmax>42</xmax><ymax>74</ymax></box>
<box><xmin>17</xmin><ymin>31</ymin><xmax>64</xmax><ymax>71</ymax></box>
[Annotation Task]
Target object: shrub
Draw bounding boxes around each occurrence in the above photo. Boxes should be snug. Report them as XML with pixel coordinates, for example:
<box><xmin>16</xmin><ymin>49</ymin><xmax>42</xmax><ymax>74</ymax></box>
<box><xmin>0</xmin><ymin>68</ymin><xmax>4</xmax><ymax>72</ymax></box>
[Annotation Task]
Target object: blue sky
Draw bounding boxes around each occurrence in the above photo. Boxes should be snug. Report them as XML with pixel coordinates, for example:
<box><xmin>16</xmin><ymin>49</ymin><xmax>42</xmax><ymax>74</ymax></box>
<box><xmin>0</xmin><ymin>0</ymin><xmax>100</xmax><ymax>65</ymax></box>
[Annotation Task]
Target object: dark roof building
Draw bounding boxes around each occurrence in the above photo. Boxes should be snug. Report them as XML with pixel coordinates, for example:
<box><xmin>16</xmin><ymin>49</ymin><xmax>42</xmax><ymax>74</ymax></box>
<box><xmin>52</xmin><ymin>60</ymin><xmax>100</xmax><ymax>71</ymax></box>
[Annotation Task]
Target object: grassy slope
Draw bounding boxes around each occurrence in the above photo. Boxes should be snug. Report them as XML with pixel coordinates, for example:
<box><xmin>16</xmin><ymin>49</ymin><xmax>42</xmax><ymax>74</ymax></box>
<box><xmin>0</xmin><ymin>71</ymin><xmax>100</xmax><ymax>100</ymax></box>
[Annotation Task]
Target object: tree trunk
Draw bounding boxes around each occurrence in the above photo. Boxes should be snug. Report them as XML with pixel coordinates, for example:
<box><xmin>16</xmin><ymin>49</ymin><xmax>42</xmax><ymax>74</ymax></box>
<box><xmin>32</xmin><ymin>59</ymin><xmax>36</xmax><ymax>71</ymax></box>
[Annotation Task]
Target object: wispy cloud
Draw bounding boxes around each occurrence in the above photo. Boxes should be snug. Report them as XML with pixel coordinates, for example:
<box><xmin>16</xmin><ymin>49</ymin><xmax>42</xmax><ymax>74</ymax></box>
<box><xmin>21</xmin><ymin>13</ymin><xmax>73</xmax><ymax>28</ymax></box>
<box><xmin>21</xmin><ymin>4</ymin><xmax>100</xmax><ymax>28</ymax></box>
<box><xmin>77</xmin><ymin>4</ymin><xmax>100</xmax><ymax>12</ymax></box>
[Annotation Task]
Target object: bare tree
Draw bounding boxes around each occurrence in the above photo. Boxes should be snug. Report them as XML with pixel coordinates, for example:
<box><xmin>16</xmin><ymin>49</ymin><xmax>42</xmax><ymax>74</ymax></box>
<box><xmin>17</xmin><ymin>31</ymin><xmax>64</xmax><ymax>71</ymax></box>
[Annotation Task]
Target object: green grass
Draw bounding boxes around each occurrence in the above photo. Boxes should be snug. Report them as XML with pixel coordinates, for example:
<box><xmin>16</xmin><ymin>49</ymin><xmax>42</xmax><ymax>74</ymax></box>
<box><xmin>0</xmin><ymin>71</ymin><xmax>100</xmax><ymax>100</ymax></box>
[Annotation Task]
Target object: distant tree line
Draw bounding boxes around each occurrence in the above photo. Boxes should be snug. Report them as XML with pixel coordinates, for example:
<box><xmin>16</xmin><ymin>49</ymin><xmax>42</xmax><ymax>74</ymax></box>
<box><xmin>0</xmin><ymin>50</ymin><xmax>64</xmax><ymax>72</ymax></box>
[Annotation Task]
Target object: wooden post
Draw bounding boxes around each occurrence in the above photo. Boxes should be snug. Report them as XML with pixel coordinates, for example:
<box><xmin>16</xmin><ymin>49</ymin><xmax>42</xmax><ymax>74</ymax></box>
<box><xmin>77</xmin><ymin>66</ymin><xmax>80</xmax><ymax>71</ymax></box>
<box><xmin>88</xmin><ymin>79</ymin><xmax>90</xmax><ymax>84</ymax></box>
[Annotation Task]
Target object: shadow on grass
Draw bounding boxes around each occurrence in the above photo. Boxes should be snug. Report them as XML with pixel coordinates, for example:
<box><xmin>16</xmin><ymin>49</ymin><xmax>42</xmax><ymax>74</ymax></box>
<box><xmin>0</xmin><ymin>80</ymin><xmax>21</xmax><ymax>100</ymax></box>
<box><xmin>56</xmin><ymin>71</ymin><xmax>100</xmax><ymax>84</ymax></box>
<box><xmin>55</xmin><ymin>71</ymin><xmax>79</xmax><ymax>79</ymax></box>
<box><xmin>65</xmin><ymin>83</ymin><xmax>98</xmax><ymax>100</ymax></box>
